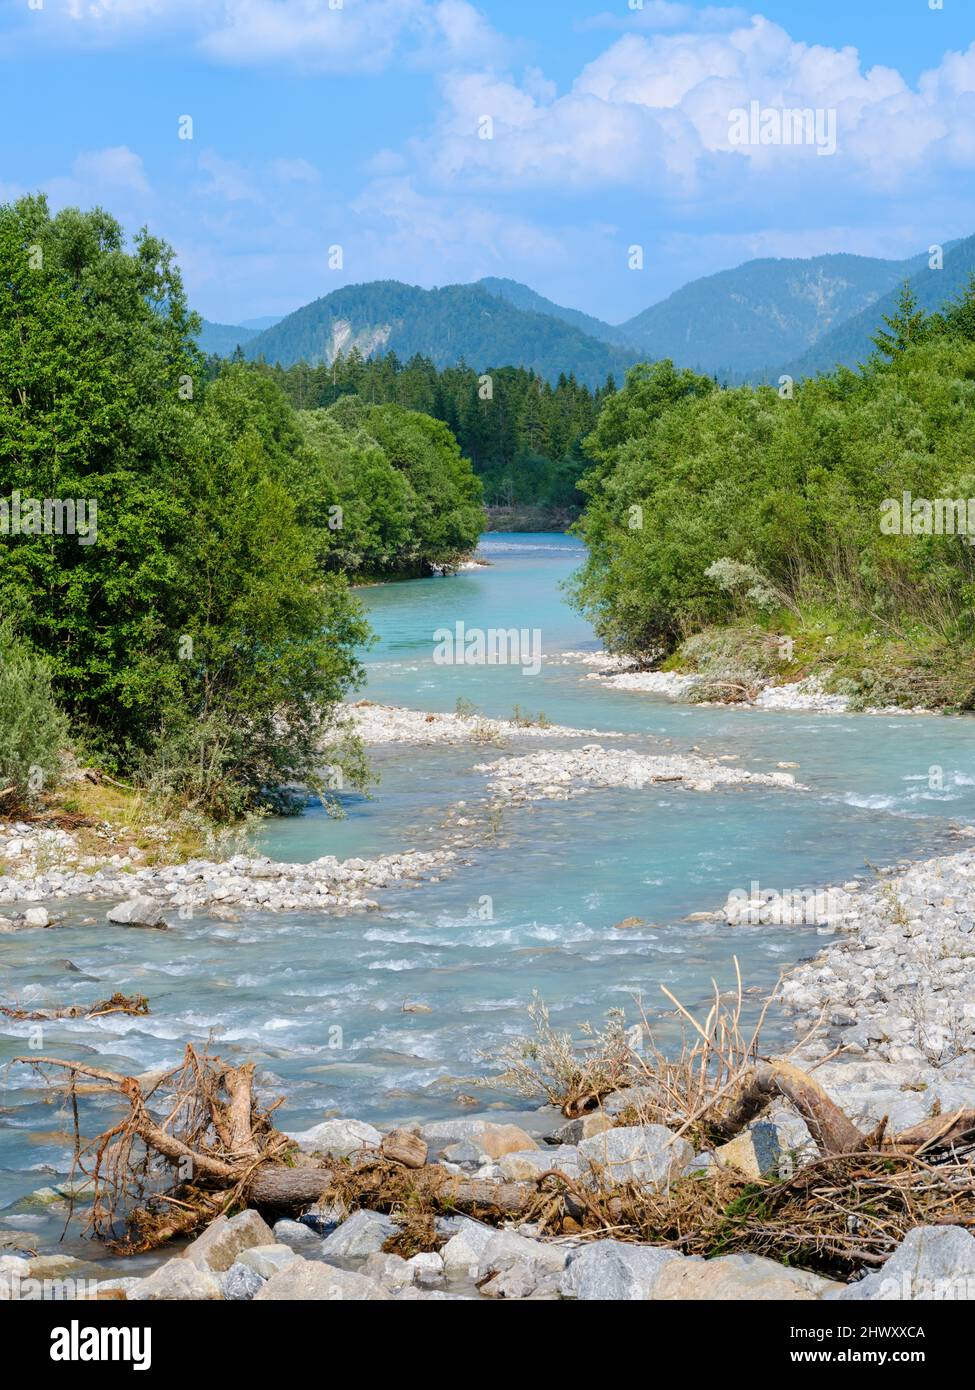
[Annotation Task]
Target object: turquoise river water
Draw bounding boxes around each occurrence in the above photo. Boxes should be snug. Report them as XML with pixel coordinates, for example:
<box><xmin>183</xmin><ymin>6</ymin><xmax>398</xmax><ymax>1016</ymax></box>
<box><xmin>1</xmin><ymin>533</ymin><xmax>974</xmax><ymax>1253</ymax></box>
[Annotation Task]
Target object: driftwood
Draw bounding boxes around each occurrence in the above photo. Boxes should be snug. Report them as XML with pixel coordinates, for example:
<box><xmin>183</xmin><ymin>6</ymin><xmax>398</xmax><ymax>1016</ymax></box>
<box><xmin>888</xmin><ymin>1108</ymin><xmax>975</xmax><ymax>1153</ymax></box>
<box><xmin>1</xmin><ymin>993</ymin><xmax>149</xmax><ymax>1023</ymax></box>
<box><xmin>248</xmin><ymin>1164</ymin><xmax>537</xmax><ymax>1216</ymax></box>
<box><xmin>707</xmin><ymin>1058</ymin><xmax>867</xmax><ymax>1155</ymax></box>
<box><xmin>12</xmin><ymin>1043</ymin><xmax>975</xmax><ymax>1258</ymax></box>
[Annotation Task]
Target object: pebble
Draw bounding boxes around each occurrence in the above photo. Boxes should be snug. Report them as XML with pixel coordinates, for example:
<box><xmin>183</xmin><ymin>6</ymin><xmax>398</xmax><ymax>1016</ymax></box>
<box><xmin>779</xmin><ymin>845</ymin><xmax>975</xmax><ymax>1067</ymax></box>
<box><xmin>0</xmin><ymin>819</ymin><xmax>454</xmax><ymax>916</ymax></box>
<box><xmin>475</xmin><ymin>745</ymin><xmax>802</xmax><ymax>803</ymax></box>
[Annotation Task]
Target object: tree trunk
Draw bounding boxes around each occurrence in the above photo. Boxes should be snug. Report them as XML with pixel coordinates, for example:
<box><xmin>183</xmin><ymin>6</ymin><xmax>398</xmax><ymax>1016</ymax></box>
<box><xmin>247</xmin><ymin>1164</ymin><xmax>538</xmax><ymax>1217</ymax></box>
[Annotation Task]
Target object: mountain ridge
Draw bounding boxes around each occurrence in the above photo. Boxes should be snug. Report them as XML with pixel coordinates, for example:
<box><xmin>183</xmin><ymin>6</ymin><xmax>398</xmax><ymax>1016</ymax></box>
<box><xmin>237</xmin><ymin>280</ymin><xmax>639</xmax><ymax>388</ymax></box>
<box><xmin>781</xmin><ymin>234</ymin><xmax>975</xmax><ymax>378</ymax></box>
<box><xmin>194</xmin><ymin>239</ymin><xmax>973</xmax><ymax>385</ymax></box>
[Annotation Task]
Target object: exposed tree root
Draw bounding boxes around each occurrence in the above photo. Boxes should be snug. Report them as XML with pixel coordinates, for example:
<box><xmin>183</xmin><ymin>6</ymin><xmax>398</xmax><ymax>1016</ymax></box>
<box><xmin>13</xmin><ymin>987</ymin><xmax>975</xmax><ymax>1276</ymax></box>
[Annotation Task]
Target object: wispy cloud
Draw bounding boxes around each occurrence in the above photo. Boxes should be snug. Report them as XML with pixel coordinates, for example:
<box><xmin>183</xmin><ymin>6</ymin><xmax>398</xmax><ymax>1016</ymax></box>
<box><xmin>44</xmin><ymin>145</ymin><xmax>152</xmax><ymax>210</ymax></box>
<box><xmin>16</xmin><ymin>0</ymin><xmax>510</xmax><ymax>74</ymax></box>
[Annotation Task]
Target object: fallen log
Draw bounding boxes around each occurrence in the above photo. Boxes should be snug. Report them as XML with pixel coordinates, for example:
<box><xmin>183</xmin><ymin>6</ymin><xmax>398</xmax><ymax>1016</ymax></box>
<box><xmin>247</xmin><ymin>1164</ymin><xmax>539</xmax><ymax>1217</ymax></box>
<box><xmin>1</xmin><ymin>993</ymin><xmax>149</xmax><ymax>1023</ymax></box>
<box><xmin>888</xmin><ymin>1107</ymin><xmax>975</xmax><ymax>1154</ymax></box>
<box><xmin>705</xmin><ymin>1058</ymin><xmax>867</xmax><ymax>1155</ymax></box>
<box><xmin>11</xmin><ymin>1044</ymin><xmax>972</xmax><ymax>1258</ymax></box>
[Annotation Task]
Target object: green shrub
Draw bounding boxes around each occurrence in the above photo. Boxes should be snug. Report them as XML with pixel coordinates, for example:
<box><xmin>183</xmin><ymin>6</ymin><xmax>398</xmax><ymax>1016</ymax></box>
<box><xmin>0</xmin><ymin>621</ymin><xmax>68</xmax><ymax>807</ymax></box>
<box><xmin>680</xmin><ymin>628</ymin><xmax>782</xmax><ymax>703</ymax></box>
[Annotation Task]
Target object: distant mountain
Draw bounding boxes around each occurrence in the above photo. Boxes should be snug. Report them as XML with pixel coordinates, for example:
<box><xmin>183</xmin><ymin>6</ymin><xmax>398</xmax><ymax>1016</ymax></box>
<box><xmin>201</xmin><ymin>239</ymin><xmax>974</xmax><ymax>387</ymax></box>
<box><xmin>242</xmin><ymin>281</ymin><xmax>638</xmax><ymax>388</ymax></box>
<box><xmin>239</xmin><ymin>315</ymin><xmax>284</xmax><ymax>331</ymax></box>
<box><xmin>475</xmin><ymin>256</ymin><xmax>948</xmax><ymax>379</ymax></box>
<box><xmin>196</xmin><ymin>320</ymin><xmax>260</xmax><ymax>357</ymax></box>
<box><xmin>781</xmin><ymin>234</ymin><xmax>975</xmax><ymax>379</ymax></box>
<box><xmin>476</xmin><ymin>277</ymin><xmax>629</xmax><ymax>346</ymax></box>
<box><xmin>616</xmin><ymin>252</ymin><xmax>934</xmax><ymax>377</ymax></box>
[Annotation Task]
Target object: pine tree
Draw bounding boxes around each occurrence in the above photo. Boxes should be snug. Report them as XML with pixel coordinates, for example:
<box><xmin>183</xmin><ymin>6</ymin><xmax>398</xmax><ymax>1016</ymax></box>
<box><xmin>872</xmin><ymin>282</ymin><xmax>928</xmax><ymax>359</ymax></box>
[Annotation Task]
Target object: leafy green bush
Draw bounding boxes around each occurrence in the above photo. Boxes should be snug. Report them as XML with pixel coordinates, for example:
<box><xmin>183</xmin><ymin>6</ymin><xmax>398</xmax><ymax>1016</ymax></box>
<box><xmin>0</xmin><ymin>621</ymin><xmax>68</xmax><ymax>806</ymax></box>
<box><xmin>572</xmin><ymin>310</ymin><xmax>975</xmax><ymax>709</ymax></box>
<box><xmin>0</xmin><ymin>196</ymin><xmax>374</xmax><ymax>816</ymax></box>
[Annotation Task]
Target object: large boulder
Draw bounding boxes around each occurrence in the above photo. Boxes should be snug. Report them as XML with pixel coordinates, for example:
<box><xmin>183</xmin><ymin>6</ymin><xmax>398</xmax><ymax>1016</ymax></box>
<box><xmin>273</xmin><ymin>1218</ymin><xmax>321</xmax><ymax>1252</ymax></box>
<box><xmin>381</xmin><ymin>1129</ymin><xmax>428</xmax><ymax>1168</ymax></box>
<box><xmin>0</xmin><ymin>1255</ymin><xmax>30</xmax><ymax>1298</ymax></box>
<box><xmin>237</xmin><ymin>1245</ymin><xmax>298</xmax><ymax>1278</ymax></box>
<box><xmin>577</xmin><ymin>1125</ymin><xmax>693</xmax><ymax>1190</ymax></box>
<box><xmin>481</xmin><ymin>1264</ymin><xmax>542</xmax><ymax>1299</ymax></box>
<box><xmin>95</xmin><ymin>1278</ymin><xmax>142</xmax><ymax>1300</ymax></box>
<box><xmin>106</xmin><ymin>896</ymin><xmax>167</xmax><ymax>928</ymax></box>
<box><xmin>285</xmin><ymin>1118</ymin><xmax>381</xmax><ymax>1158</ymax></box>
<box><xmin>127</xmin><ymin>1258</ymin><xmax>223</xmax><ymax>1301</ymax></box>
<box><xmin>472</xmin><ymin>1124</ymin><xmax>539</xmax><ymax>1159</ymax></box>
<box><xmin>499</xmin><ymin>1146</ymin><xmax>580</xmax><ymax>1182</ymax></box>
<box><xmin>715</xmin><ymin>1121</ymin><xmax>783</xmax><ymax>1180</ymax></box>
<box><xmin>254</xmin><ymin>1260</ymin><xmax>390</xmax><ymax>1300</ymax></box>
<box><xmin>183</xmin><ymin>1210</ymin><xmax>275</xmax><ymax>1272</ymax></box>
<box><xmin>420</xmin><ymin>1113</ymin><xmax>546</xmax><ymax>1149</ymax></box>
<box><xmin>440</xmin><ymin>1218</ymin><xmax>497</xmax><ymax>1277</ymax></box>
<box><xmin>653</xmin><ymin>1253</ymin><xmax>839</xmax><ymax>1300</ymax></box>
<box><xmin>420</xmin><ymin>1117</ymin><xmax>538</xmax><ymax>1159</ymax></box>
<box><xmin>480</xmin><ymin>1230</ymin><xmax>568</xmax><ymax>1277</ymax></box>
<box><xmin>406</xmin><ymin>1252</ymin><xmax>444</xmax><ymax>1287</ymax></box>
<box><xmin>601</xmin><ymin>1085</ymin><xmax>666</xmax><ymax>1117</ymax></box>
<box><xmin>560</xmin><ymin>1240</ymin><xmax>681</xmax><ymax>1300</ymax></box>
<box><xmin>440</xmin><ymin>1217</ymin><xmax>567</xmax><ymax>1281</ymax></box>
<box><xmin>551</xmin><ymin>1113</ymin><xmax>613</xmax><ymax>1145</ymax></box>
<box><xmin>220</xmin><ymin>1262</ymin><xmax>265</xmax><ymax>1301</ymax></box>
<box><xmin>364</xmin><ymin>1252</ymin><xmax>413</xmax><ymax>1291</ymax></box>
<box><xmin>828</xmin><ymin>1226</ymin><xmax>975</xmax><ymax>1300</ymax></box>
<box><xmin>320</xmin><ymin>1209</ymin><xmax>398</xmax><ymax>1260</ymax></box>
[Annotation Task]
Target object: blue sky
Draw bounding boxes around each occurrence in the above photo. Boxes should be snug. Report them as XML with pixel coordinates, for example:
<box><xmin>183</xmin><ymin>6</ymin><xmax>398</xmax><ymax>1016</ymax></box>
<box><xmin>2</xmin><ymin>0</ymin><xmax>974</xmax><ymax>325</ymax></box>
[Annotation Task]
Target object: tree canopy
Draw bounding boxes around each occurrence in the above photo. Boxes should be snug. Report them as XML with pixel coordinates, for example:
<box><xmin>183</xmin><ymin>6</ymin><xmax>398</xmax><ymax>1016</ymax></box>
<box><xmin>572</xmin><ymin>288</ymin><xmax>975</xmax><ymax>709</ymax></box>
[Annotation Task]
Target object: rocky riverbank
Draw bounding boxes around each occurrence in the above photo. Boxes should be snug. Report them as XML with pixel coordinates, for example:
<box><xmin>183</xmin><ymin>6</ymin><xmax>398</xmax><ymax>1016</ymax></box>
<box><xmin>0</xmin><ymin>818</ymin><xmax>455</xmax><ymax>919</ymax></box>
<box><xmin>5</xmin><ymin>830</ymin><xmax>975</xmax><ymax>1300</ymax></box>
<box><xmin>1</xmin><ymin>703</ymin><xmax>798</xmax><ymax>919</ymax></box>
<box><xmin>4</xmin><ymin>695</ymin><xmax>975</xmax><ymax>1301</ymax></box>
<box><xmin>777</xmin><ymin>838</ymin><xmax>975</xmax><ymax>1069</ymax></box>
<box><xmin>579</xmin><ymin>656</ymin><xmax>857</xmax><ymax>711</ymax></box>
<box><xmin>565</xmin><ymin>651</ymin><xmax>935</xmax><ymax>715</ymax></box>
<box><xmin>7</xmin><ymin>1091</ymin><xmax>974</xmax><ymax>1302</ymax></box>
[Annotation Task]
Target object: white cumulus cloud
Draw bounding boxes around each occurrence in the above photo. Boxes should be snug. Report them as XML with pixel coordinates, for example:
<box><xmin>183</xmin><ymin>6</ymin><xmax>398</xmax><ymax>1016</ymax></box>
<box><xmin>418</xmin><ymin>15</ymin><xmax>975</xmax><ymax>200</ymax></box>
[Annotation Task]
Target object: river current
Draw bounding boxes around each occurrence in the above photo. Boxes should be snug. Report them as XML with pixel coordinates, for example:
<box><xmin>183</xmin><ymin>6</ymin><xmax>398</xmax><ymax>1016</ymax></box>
<box><xmin>2</xmin><ymin>533</ymin><xmax>974</xmax><ymax>1248</ymax></box>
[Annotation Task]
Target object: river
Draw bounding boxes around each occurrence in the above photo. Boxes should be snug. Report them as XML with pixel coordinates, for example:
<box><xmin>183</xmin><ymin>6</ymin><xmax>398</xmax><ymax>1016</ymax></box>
<box><xmin>2</xmin><ymin>532</ymin><xmax>974</xmax><ymax>1251</ymax></box>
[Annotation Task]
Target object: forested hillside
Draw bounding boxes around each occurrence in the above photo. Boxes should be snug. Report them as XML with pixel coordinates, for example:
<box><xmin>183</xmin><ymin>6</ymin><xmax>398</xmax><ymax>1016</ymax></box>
<box><xmin>241</xmin><ymin>281</ymin><xmax>638</xmax><ymax>388</ymax></box>
<box><xmin>248</xmin><ymin>351</ymin><xmax>616</xmax><ymax>514</ymax></box>
<box><xmin>783</xmin><ymin>234</ymin><xmax>975</xmax><ymax>379</ymax></box>
<box><xmin>618</xmin><ymin>252</ymin><xmax>929</xmax><ymax>378</ymax></box>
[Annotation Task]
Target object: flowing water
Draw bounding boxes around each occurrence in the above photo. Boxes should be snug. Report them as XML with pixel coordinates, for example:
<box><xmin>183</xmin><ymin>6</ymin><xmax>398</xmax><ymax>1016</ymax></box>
<box><xmin>2</xmin><ymin>533</ymin><xmax>974</xmax><ymax>1252</ymax></box>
